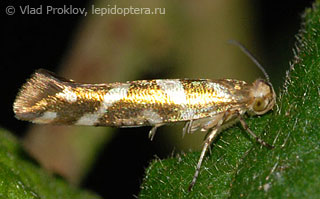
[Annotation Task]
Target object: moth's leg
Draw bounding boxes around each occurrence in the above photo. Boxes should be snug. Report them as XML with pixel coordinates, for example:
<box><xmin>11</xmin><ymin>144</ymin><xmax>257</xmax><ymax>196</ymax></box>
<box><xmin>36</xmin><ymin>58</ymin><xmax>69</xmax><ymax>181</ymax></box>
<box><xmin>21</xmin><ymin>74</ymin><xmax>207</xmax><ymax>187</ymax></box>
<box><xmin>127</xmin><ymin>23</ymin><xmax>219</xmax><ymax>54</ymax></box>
<box><xmin>182</xmin><ymin>120</ymin><xmax>193</xmax><ymax>137</ymax></box>
<box><xmin>238</xmin><ymin>114</ymin><xmax>274</xmax><ymax>149</ymax></box>
<box><xmin>188</xmin><ymin>128</ymin><xmax>219</xmax><ymax>191</ymax></box>
<box><xmin>148</xmin><ymin>124</ymin><xmax>163</xmax><ymax>141</ymax></box>
<box><xmin>188</xmin><ymin>112</ymin><xmax>228</xmax><ymax>191</ymax></box>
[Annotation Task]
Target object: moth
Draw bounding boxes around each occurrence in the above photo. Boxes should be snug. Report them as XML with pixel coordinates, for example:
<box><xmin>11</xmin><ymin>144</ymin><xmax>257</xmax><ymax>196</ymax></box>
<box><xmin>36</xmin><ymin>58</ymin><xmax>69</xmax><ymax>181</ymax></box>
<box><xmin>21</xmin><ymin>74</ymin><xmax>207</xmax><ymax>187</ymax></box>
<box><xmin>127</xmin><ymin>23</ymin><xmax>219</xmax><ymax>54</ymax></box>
<box><xmin>13</xmin><ymin>41</ymin><xmax>276</xmax><ymax>191</ymax></box>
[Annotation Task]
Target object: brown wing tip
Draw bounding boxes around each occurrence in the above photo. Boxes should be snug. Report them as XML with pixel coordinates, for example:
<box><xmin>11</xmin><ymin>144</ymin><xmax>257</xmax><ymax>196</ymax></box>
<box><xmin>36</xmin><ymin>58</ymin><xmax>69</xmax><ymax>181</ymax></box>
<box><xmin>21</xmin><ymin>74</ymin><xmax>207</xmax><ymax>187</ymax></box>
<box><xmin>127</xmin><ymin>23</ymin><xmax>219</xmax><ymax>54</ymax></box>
<box><xmin>13</xmin><ymin>69</ymin><xmax>64</xmax><ymax>121</ymax></box>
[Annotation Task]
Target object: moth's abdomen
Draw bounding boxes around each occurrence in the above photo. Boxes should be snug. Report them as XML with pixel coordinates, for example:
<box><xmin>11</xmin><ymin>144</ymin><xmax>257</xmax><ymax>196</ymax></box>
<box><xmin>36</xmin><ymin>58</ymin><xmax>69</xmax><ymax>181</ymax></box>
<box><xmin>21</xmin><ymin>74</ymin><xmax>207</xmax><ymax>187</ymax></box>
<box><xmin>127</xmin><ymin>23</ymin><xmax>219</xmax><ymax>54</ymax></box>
<box><xmin>13</xmin><ymin>70</ymin><xmax>249</xmax><ymax>127</ymax></box>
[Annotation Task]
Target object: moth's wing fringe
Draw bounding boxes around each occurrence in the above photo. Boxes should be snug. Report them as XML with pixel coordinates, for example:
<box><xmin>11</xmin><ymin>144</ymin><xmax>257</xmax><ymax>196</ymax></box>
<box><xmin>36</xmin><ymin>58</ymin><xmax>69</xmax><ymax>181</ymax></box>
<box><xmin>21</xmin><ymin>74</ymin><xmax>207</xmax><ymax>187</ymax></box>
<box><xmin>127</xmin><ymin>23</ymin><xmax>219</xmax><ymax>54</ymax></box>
<box><xmin>13</xmin><ymin>69</ymin><xmax>68</xmax><ymax>121</ymax></box>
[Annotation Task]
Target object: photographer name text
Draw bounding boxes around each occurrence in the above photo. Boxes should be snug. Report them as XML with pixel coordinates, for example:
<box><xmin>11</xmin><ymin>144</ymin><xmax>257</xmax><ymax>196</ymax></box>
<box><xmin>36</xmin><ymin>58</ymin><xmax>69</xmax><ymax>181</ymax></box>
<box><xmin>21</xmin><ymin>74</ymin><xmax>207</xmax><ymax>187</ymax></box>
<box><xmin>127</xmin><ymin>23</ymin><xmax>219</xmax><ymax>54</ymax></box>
<box><xmin>8</xmin><ymin>5</ymin><xmax>165</xmax><ymax>16</ymax></box>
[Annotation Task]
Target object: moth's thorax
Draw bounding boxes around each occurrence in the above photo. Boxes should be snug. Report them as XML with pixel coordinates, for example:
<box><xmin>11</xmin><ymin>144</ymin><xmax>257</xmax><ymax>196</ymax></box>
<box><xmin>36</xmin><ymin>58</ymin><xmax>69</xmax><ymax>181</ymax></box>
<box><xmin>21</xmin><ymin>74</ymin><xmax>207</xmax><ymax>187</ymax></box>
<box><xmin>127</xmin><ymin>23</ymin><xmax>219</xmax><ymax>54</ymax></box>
<box><xmin>247</xmin><ymin>79</ymin><xmax>276</xmax><ymax>115</ymax></box>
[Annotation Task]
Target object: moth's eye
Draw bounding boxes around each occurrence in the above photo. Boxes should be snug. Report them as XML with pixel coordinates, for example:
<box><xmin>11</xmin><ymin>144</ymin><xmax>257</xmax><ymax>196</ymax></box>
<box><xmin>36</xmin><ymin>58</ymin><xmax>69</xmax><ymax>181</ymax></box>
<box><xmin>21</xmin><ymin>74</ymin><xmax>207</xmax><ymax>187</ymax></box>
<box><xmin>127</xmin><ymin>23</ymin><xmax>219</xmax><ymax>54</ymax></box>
<box><xmin>253</xmin><ymin>98</ymin><xmax>267</xmax><ymax>112</ymax></box>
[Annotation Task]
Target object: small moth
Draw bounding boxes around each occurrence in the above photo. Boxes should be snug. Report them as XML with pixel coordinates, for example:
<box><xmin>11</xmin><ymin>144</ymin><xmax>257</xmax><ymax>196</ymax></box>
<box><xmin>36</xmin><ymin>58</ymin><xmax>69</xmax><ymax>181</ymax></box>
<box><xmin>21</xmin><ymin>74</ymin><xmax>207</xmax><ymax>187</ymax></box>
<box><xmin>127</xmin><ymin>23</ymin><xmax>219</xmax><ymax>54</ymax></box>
<box><xmin>13</xmin><ymin>41</ymin><xmax>276</xmax><ymax>191</ymax></box>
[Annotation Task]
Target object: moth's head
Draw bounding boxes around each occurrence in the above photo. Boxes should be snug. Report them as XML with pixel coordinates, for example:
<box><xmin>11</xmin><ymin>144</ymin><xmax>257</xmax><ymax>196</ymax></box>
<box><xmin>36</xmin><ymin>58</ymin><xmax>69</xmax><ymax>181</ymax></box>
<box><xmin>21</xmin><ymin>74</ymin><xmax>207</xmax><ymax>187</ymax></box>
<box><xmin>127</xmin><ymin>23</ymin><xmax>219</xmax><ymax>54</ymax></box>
<box><xmin>248</xmin><ymin>79</ymin><xmax>276</xmax><ymax>115</ymax></box>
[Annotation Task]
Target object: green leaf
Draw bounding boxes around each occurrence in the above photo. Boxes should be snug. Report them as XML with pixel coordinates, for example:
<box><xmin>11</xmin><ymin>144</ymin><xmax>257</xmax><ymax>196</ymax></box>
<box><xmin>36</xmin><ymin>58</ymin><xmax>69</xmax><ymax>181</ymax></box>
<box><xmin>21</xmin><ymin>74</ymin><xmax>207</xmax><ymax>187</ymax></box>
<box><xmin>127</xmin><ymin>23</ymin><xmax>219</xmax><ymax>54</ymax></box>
<box><xmin>139</xmin><ymin>1</ymin><xmax>320</xmax><ymax>198</ymax></box>
<box><xmin>0</xmin><ymin>128</ymin><xmax>100</xmax><ymax>199</ymax></box>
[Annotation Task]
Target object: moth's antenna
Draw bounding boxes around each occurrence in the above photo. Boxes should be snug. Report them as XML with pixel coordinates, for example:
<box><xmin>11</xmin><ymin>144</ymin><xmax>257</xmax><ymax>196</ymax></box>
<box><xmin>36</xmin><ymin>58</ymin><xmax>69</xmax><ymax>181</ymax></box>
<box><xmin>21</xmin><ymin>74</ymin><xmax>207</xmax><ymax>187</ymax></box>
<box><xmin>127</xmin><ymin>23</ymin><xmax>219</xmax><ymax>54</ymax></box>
<box><xmin>228</xmin><ymin>40</ymin><xmax>270</xmax><ymax>82</ymax></box>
